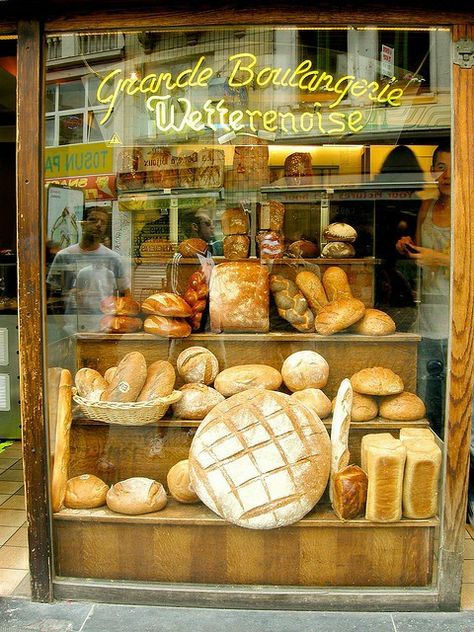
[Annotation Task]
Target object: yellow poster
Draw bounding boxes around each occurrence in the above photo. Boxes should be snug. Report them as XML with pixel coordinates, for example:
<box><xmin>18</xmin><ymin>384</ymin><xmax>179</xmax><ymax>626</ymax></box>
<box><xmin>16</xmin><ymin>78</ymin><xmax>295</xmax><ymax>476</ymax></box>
<box><xmin>44</xmin><ymin>142</ymin><xmax>113</xmax><ymax>178</ymax></box>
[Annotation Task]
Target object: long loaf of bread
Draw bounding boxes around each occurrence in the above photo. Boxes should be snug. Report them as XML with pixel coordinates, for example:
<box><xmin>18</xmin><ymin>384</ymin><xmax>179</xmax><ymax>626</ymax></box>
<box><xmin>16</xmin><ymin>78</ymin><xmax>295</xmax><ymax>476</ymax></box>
<box><xmin>329</xmin><ymin>378</ymin><xmax>352</xmax><ymax>502</ymax></box>
<box><xmin>365</xmin><ymin>437</ymin><xmax>406</xmax><ymax>522</ymax></box>
<box><xmin>51</xmin><ymin>369</ymin><xmax>73</xmax><ymax>512</ymax></box>
<box><xmin>402</xmin><ymin>439</ymin><xmax>441</xmax><ymax>519</ymax></box>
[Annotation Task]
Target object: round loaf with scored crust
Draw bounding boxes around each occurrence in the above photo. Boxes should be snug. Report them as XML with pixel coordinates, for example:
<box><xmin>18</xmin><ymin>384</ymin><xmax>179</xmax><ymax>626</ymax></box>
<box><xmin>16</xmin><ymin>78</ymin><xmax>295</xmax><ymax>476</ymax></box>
<box><xmin>290</xmin><ymin>388</ymin><xmax>332</xmax><ymax>419</ymax></box>
<box><xmin>350</xmin><ymin>367</ymin><xmax>404</xmax><ymax>396</ymax></box>
<box><xmin>214</xmin><ymin>364</ymin><xmax>282</xmax><ymax>397</ymax></box>
<box><xmin>167</xmin><ymin>460</ymin><xmax>199</xmax><ymax>504</ymax></box>
<box><xmin>176</xmin><ymin>347</ymin><xmax>219</xmax><ymax>385</ymax></box>
<box><xmin>379</xmin><ymin>391</ymin><xmax>426</xmax><ymax>421</ymax></box>
<box><xmin>64</xmin><ymin>474</ymin><xmax>109</xmax><ymax>509</ymax></box>
<box><xmin>106</xmin><ymin>477</ymin><xmax>167</xmax><ymax>515</ymax></box>
<box><xmin>189</xmin><ymin>388</ymin><xmax>331</xmax><ymax>529</ymax></box>
<box><xmin>281</xmin><ymin>351</ymin><xmax>329</xmax><ymax>392</ymax></box>
<box><xmin>321</xmin><ymin>242</ymin><xmax>356</xmax><ymax>258</ymax></box>
<box><xmin>352</xmin><ymin>308</ymin><xmax>396</xmax><ymax>336</ymax></box>
<box><xmin>172</xmin><ymin>383</ymin><xmax>225</xmax><ymax>420</ymax></box>
<box><xmin>323</xmin><ymin>222</ymin><xmax>357</xmax><ymax>243</ymax></box>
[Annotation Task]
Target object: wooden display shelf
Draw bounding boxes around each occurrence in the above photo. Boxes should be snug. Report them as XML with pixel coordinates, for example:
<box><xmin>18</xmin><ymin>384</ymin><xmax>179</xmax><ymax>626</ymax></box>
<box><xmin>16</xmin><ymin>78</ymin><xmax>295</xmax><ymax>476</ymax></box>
<box><xmin>134</xmin><ymin>256</ymin><xmax>381</xmax><ymax>266</ymax></box>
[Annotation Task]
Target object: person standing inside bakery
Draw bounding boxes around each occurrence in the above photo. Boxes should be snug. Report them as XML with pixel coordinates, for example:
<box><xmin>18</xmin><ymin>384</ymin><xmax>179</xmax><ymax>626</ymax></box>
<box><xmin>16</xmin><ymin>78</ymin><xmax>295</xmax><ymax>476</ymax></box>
<box><xmin>180</xmin><ymin>207</ymin><xmax>223</xmax><ymax>255</ymax></box>
<box><xmin>396</xmin><ymin>143</ymin><xmax>451</xmax><ymax>437</ymax></box>
<box><xmin>47</xmin><ymin>205</ymin><xmax>130</xmax><ymax>332</ymax></box>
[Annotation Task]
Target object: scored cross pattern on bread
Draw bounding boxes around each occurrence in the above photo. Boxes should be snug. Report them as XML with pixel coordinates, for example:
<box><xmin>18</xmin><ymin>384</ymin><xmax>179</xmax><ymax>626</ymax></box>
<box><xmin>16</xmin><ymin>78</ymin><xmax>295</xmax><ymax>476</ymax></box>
<box><xmin>189</xmin><ymin>388</ymin><xmax>331</xmax><ymax>530</ymax></box>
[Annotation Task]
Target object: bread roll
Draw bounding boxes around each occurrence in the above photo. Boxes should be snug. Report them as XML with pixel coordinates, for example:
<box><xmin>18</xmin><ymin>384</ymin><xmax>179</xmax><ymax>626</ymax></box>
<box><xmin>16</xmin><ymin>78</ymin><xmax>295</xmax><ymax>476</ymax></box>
<box><xmin>51</xmin><ymin>370</ymin><xmax>73</xmax><ymax>512</ymax></box>
<box><xmin>379</xmin><ymin>391</ymin><xmax>426</xmax><ymax>421</ymax></box>
<box><xmin>137</xmin><ymin>360</ymin><xmax>176</xmax><ymax>401</ymax></box>
<box><xmin>106</xmin><ymin>477</ymin><xmax>167</xmax><ymax>515</ymax></box>
<box><xmin>270</xmin><ymin>275</ymin><xmax>315</xmax><ymax>332</ymax></box>
<box><xmin>64</xmin><ymin>474</ymin><xmax>109</xmax><ymax>509</ymax></box>
<box><xmin>314</xmin><ymin>298</ymin><xmax>365</xmax><ymax>335</ymax></box>
<box><xmin>167</xmin><ymin>460</ymin><xmax>199</xmax><ymax>504</ymax></box>
<box><xmin>323</xmin><ymin>222</ymin><xmax>357</xmax><ymax>243</ymax></box>
<box><xmin>99</xmin><ymin>315</ymin><xmax>143</xmax><ymax>333</ymax></box>
<box><xmin>172</xmin><ymin>383</ymin><xmax>225</xmax><ymax>420</ymax></box>
<box><xmin>101</xmin><ymin>352</ymin><xmax>147</xmax><ymax>402</ymax></box>
<box><xmin>223</xmin><ymin>235</ymin><xmax>250</xmax><ymax>259</ymax></box>
<box><xmin>360</xmin><ymin>433</ymin><xmax>398</xmax><ymax>472</ymax></box>
<box><xmin>352</xmin><ymin>309</ymin><xmax>396</xmax><ymax>336</ymax></box>
<box><xmin>321</xmin><ymin>242</ymin><xmax>356</xmax><ymax>258</ymax></box>
<box><xmin>104</xmin><ymin>366</ymin><xmax>117</xmax><ymax>383</ymax></box>
<box><xmin>290</xmin><ymin>389</ymin><xmax>332</xmax><ymax>419</ymax></box>
<box><xmin>141</xmin><ymin>292</ymin><xmax>193</xmax><ymax>318</ymax></box>
<box><xmin>281</xmin><ymin>351</ymin><xmax>329</xmax><ymax>392</ymax></box>
<box><xmin>221</xmin><ymin>207</ymin><xmax>249</xmax><ymax>235</ymax></box>
<box><xmin>295</xmin><ymin>270</ymin><xmax>328</xmax><ymax>315</ymax></box>
<box><xmin>351</xmin><ymin>367</ymin><xmax>404</xmax><ymax>396</ymax></box>
<box><xmin>365</xmin><ymin>439</ymin><xmax>406</xmax><ymax>522</ymax></box>
<box><xmin>287</xmin><ymin>240</ymin><xmax>319</xmax><ymax>258</ymax></box>
<box><xmin>399</xmin><ymin>428</ymin><xmax>435</xmax><ymax>443</ymax></box>
<box><xmin>99</xmin><ymin>295</ymin><xmax>140</xmax><ymax>316</ymax></box>
<box><xmin>330</xmin><ymin>379</ymin><xmax>352</xmax><ymax>502</ymax></box>
<box><xmin>332</xmin><ymin>391</ymin><xmax>378</xmax><ymax>422</ymax></box>
<box><xmin>210</xmin><ymin>262</ymin><xmax>269</xmax><ymax>333</ymax></box>
<box><xmin>75</xmin><ymin>368</ymin><xmax>107</xmax><ymax>401</ymax></box>
<box><xmin>332</xmin><ymin>465</ymin><xmax>368</xmax><ymax>520</ymax></box>
<box><xmin>176</xmin><ymin>347</ymin><xmax>219</xmax><ymax>385</ymax></box>
<box><xmin>189</xmin><ymin>388</ymin><xmax>331</xmax><ymax>529</ymax></box>
<box><xmin>322</xmin><ymin>266</ymin><xmax>352</xmax><ymax>302</ymax></box>
<box><xmin>178</xmin><ymin>238</ymin><xmax>208</xmax><ymax>258</ymax></box>
<box><xmin>214</xmin><ymin>364</ymin><xmax>282</xmax><ymax>397</ymax></box>
<box><xmin>257</xmin><ymin>200</ymin><xmax>285</xmax><ymax>232</ymax></box>
<box><xmin>143</xmin><ymin>315</ymin><xmax>192</xmax><ymax>338</ymax></box>
<box><xmin>402</xmin><ymin>439</ymin><xmax>441</xmax><ymax>519</ymax></box>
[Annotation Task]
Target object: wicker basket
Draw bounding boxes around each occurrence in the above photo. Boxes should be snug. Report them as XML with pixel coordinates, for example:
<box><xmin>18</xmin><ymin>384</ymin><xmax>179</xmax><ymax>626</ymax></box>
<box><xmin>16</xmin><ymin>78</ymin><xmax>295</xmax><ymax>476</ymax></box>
<box><xmin>73</xmin><ymin>391</ymin><xmax>182</xmax><ymax>426</ymax></box>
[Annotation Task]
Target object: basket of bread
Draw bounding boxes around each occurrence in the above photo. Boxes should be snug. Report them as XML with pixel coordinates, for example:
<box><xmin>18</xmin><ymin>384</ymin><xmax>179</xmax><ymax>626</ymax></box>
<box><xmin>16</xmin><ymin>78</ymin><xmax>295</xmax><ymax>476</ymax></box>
<box><xmin>73</xmin><ymin>351</ymin><xmax>181</xmax><ymax>426</ymax></box>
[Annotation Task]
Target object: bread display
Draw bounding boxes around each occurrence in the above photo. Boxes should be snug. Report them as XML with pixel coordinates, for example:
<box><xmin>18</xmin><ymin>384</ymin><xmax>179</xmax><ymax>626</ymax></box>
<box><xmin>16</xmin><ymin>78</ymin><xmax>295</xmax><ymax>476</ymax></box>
<box><xmin>295</xmin><ymin>270</ymin><xmax>328</xmax><ymax>315</ymax></box>
<box><xmin>176</xmin><ymin>347</ymin><xmax>219</xmax><ymax>385</ymax></box>
<box><xmin>270</xmin><ymin>275</ymin><xmax>315</xmax><ymax>332</ymax></box>
<box><xmin>172</xmin><ymin>383</ymin><xmax>225</xmax><ymax>420</ymax></box>
<box><xmin>210</xmin><ymin>262</ymin><xmax>269</xmax><ymax>333</ymax></box>
<box><xmin>51</xmin><ymin>369</ymin><xmax>73</xmax><ymax>513</ymax></box>
<box><xmin>290</xmin><ymin>388</ymin><xmax>332</xmax><ymax>419</ymax></box>
<box><xmin>330</xmin><ymin>379</ymin><xmax>352</xmax><ymax>502</ymax></box>
<box><xmin>281</xmin><ymin>350</ymin><xmax>329</xmax><ymax>392</ymax></box>
<box><xmin>143</xmin><ymin>315</ymin><xmax>192</xmax><ymax>338</ymax></box>
<box><xmin>314</xmin><ymin>298</ymin><xmax>365</xmax><ymax>335</ymax></box>
<box><xmin>214</xmin><ymin>364</ymin><xmax>282</xmax><ymax>397</ymax></box>
<box><xmin>365</xmin><ymin>437</ymin><xmax>407</xmax><ymax>522</ymax></box>
<box><xmin>284</xmin><ymin>152</ymin><xmax>312</xmax><ymax>180</ymax></box>
<box><xmin>101</xmin><ymin>352</ymin><xmax>147</xmax><ymax>402</ymax></box>
<box><xmin>221</xmin><ymin>207</ymin><xmax>249</xmax><ymax>235</ymax></box>
<box><xmin>287</xmin><ymin>240</ymin><xmax>319</xmax><ymax>259</ymax></box>
<box><xmin>332</xmin><ymin>465</ymin><xmax>368</xmax><ymax>520</ymax></box>
<box><xmin>106</xmin><ymin>477</ymin><xmax>168</xmax><ymax>515</ymax></box>
<box><xmin>322</xmin><ymin>267</ymin><xmax>352</xmax><ymax>302</ymax></box>
<box><xmin>99</xmin><ymin>315</ymin><xmax>143</xmax><ymax>334</ymax></box>
<box><xmin>257</xmin><ymin>200</ymin><xmax>285</xmax><ymax>232</ymax></box>
<box><xmin>141</xmin><ymin>292</ymin><xmax>193</xmax><ymax>318</ymax></box>
<box><xmin>178</xmin><ymin>238</ymin><xmax>208</xmax><ymax>258</ymax></box>
<box><xmin>183</xmin><ymin>270</ymin><xmax>208</xmax><ymax>332</ymax></box>
<box><xmin>350</xmin><ymin>367</ymin><xmax>404</xmax><ymax>396</ymax></box>
<box><xmin>75</xmin><ymin>368</ymin><xmax>107</xmax><ymax>401</ymax></box>
<box><xmin>402</xmin><ymin>439</ymin><xmax>441</xmax><ymax>519</ymax></box>
<box><xmin>167</xmin><ymin>460</ymin><xmax>199</xmax><ymax>504</ymax></box>
<box><xmin>256</xmin><ymin>231</ymin><xmax>285</xmax><ymax>259</ymax></box>
<box><xmin>379</xmin><ymin>391</ymin><xmax>426</xmax><ymax>421</ymax></box>
<box><xmin>352</xmin><ymin>309</ymin><xmax>396</xmax><ymax>336</ymax></box>
<box><xmin>64</xmin><ymin>474</ymin><xmax>109</xmax><ymax>509</ymax></box>
<box><xmin>323</xmin><ymin>223</ymin><xmax>357</xmax><ymax>243</ymax></box>
<box><xmin>137</xmin><ymin>360</ymin><xmax>176</xmax><ymax>401</ymax></box>
<box><xmin>99</xmin><ymin>295</ymin><xmax>140</xmax><ymax>316</ymax></box>
<box><xmin>321</xmin><ymin>242</ymin><xmax>356</xmax><ymax>258</ymax></box>
<box><xmin>189</xmin><ymin>388</ymin><xmax>331</xmax><ymax>529</ymax></box>
<box><xmin>223</xmin><ymin>235</ymin><xmax>250</xmax><ymax>259</ymax></box>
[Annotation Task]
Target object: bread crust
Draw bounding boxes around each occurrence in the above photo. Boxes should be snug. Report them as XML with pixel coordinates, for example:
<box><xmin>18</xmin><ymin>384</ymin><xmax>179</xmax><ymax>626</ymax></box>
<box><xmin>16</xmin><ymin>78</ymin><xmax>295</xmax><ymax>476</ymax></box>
<box><xmin>141</xmin><ymin>292</ymin><xmax>193</xmax><ymax>317</ymax></box>
<box><xmin>379</xmin><ymin>391</ymin><xmax>426</xmax><ymax>420</ymax></box>
<box><xmin>295</xmin><ymin>270</ymin><xmax>328</xmax><ymax>315</ymax></box>
<box><xmin>350</xmin><ymin>367</ymin><xmax>404</xmax><ymax>396</ymax></box>
<box><xmin>101</xmin><ymin>352</ymin><xmax>147</xmax><ymax>402</ymax></box>
<box><xmin>172</xmin><ymin>383</ymin><xmax>225</xmax><ymax>420</ymax></box>
<box><xmin>322</xmin><ymin>266</ymin><xmax>352</xmax><ymax>302</ymax></box>
<box><xmin>314</xmin><ymin>298</ymin><xmax>365</xmax><ymax>335</ymax></box>
<box><xmin>137</xmin><ymin>360</ymin><xmax>176</xmax><ymax>401</ymax></box>
<box><xmin>176</xmin><ymin>347</ymin><xmax>219</xmax><ymax>385</ymax></box>
<box><xmin>214</xmin><ymin>364</ymin><xmax>282</xmax><ymax>397</ymax></box>
<box><xmin>106</xmin><ymin>477</ymin><xmax>167</xmax><ymax>515</ymax></box>
<box><xmin>281</xmin><ymin>351</ymin><xmax>329</xmax><ymax>392</ymax></box>
<box><xmin>352</xmin><ymin>308</ymin><xmax>396</xmax><ymax>336</ymax></box>
<box><xmin>167</xmin><ymin>460</ymin><xmax>199</xmax><ymax>504</ymax></box>
<box><xmin>143</xmin><ymin>315</ymin><xmax>192</xmax><ymax>338</ymax></box>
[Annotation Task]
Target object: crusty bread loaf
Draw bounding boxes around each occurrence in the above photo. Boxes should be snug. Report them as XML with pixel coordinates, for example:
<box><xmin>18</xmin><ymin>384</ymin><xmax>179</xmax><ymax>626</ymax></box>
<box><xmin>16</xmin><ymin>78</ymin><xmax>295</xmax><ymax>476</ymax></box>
<box><xmin>330</xmin><ymin>379</ymin><xmax>352</xmax><ymax>502</ymax></box>
<box><xmin>365</xmin><ymin>438</ymin><xmax>406</xmax><ymax>522</ymax></box>
<box><xmin>321</xmin><ymin>242</ymin><xmax>356</xmax><ymax>258</ymax></box>
<box><xmin>99</xmin><ymin>295</ymin><xmax>140</xmax><ymax>316</ymax></box>
<box><xmin>360</xmin><ymin>433</ymin><xmax>398</xmax><ymax>472</ymax></box>
<box><xmin>75</xmin><ymin>368</ymin><xmax>107</xmax><ymax>401</ymax></box>
<box><xmin>270</xmin><ymin>274</ymin><xmax>315</xmax><ymax>332</ymax></box>
<box><xmin>287</xmin><ymin>240</ymin><xmax>319</xmax><ymax>259</ymax></box>
<box><xmin>136</xmin><ymin>360</ymin><xmax>176</xmax><ymax>401</ymax></box>
<box><xmin>314</xmin><ymin>298</ymin><xmax>365</xmax><ymax>335</ymax></box>
<box><xmin>104</xmin><ymin>366</ymin><xmax>117</xmax><ymax>383</ymax></box>
<box><xmin>176</xmin><ymin>347</ymin><xmax>219</xmax><ymax>385</ymax></box>
<box><xmin>290</xmin><ymin>388</ymin><xmax>332</xmax><ymax>419</ymax></box>
<box><xmin>322</xmin><ymin>267</ymin><xmax>352</xmax><ymax>302</ymax></box>
<box><xmin>178</xmin><ymin>238</ymin><xmax>208</xmax><ymax>258</ymax></box>
<box><xmin>379</xmin><ymin>391</ymin><xmax>426</xmax><ymax>421</ymax></box>
<box><xmin>257</xmin><ymin>200</ymin><xmax>285</xmax><ymax>232</ymax></box>
<box><xmin>143</xmin><ymin>315</ymin><xmax>192</xmax><ymax>338</ymax></box>
<box><xmin>189</xmin><ymin>388</ymin><xmax>331</xmax><ymax>529</ymax></box>
<box><xmin>172</xmin><ymin>383</ymin><xmax>225</xmax><ymax>420</ymax></box>
<box><xmin>64</xmin><ymin>474</ymin><xmax>109</xmax><ymax>509</ymax></box>
<box><xmin>295</xmin><ymin>270</ymin><xmax>328</xmax><ymax>315</ymax></box>
<box><xmin>399</xmin><ymin>428</ymin><xmax>435</xmax><ymax>443</ymax></box>
<box><xmin>332</xmin><ymin>464</ymin><xmax>368</xmax><ymax>520</ymax></box>
<box><xmin>352</xmin><ymin>308</ymin><xmax>396</xmax><ymax>336</ymax></box>
<box><xmin>333</xmin><ymin>391</ymin><xmax>378</xmax><ymax>422</ymax></box>
<box><xmin>284</xmin><ymin>152</ymin><xmax>312</xmax><ymax>179</ymax></box>
<box><xmin>402</xmin><ymin>439</ymin><xmax>442</xmax><ymax>519</ymax></box>
<box><xmin>99</xmin><ymin>315</ymin><xmax>143</xmax><ymax>333</ymax></box>
<box><xmin>106</xmin><ymin>477</ymin><xmax>167</xmax><ymax>515</ymax></box>
<box><xmin>101</xmin><ymin>352</ymin><xmax>147</xmax><ymax>402</ymax></box>
<box><xmin>167</xmin><ymin>460</ymin><xmax>199</xmax><ymax>504</ymax></box>
<box><xmin>210</xmin><ymin>262</ymin><xmax>269</xmax><ymax>333</ymax></box>
<box><xmin>214</xmin><ymin>364</ymin><xmax>282</xmax><ymax>397</ymax></box>
<box><xmin>223</xmin><ymin>235</ymin><xmax>250</xmax><ymax>259</ymax></box>
<box><xmin>221</xmin><ymin>207</ymin><xmax>249</xmax><ymax>235</ymax></box>
<box><xmin>141</xmin><ymin>292</ymin><xmax>193</xmax><ymax>318</ymax></box>
<box><xmin>281</xmin><ymin>350</ymin><xmax>329</xmax><ymax>392</ymax></box>
<box><xmin>257</xmin><ymin>231</ymin><xmax>285</xmax><ymax>259</ymax></box>
<box><xmin>51</xmin><ymin>369</ymin><xmax>73</xmax><ymax>512</ymax></box>
<box><xmin>351</xmin><ymin>367</ymin><xmax>404</xmax><ymax>396</ymax></box>
<box><xmin>323</xmin><ymin>222</ymin><xmax>357</xmax><ymax>243</ymax></box>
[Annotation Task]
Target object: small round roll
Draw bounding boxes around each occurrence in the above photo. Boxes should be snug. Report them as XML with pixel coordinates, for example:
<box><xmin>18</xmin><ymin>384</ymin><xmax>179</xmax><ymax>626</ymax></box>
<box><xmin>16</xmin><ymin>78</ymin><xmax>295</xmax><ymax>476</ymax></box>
<box><xmin>176</xmin><ymin>347</ymin><xmax>219</xmax><ymax>385</ymax></box>
<box><xmin>167</xmin><ymin>460</ymin><xmax>199</xmax><ymax>504</ymax></box>
<box><xmin>281</xmin><ymin>351</ymin><xmax>329</xmax><ymax>392</ymax></box>
<box><xmin>64</xmin><ymin>474</ymin><xmax>109</xmax><ymax>509</ymax></box>
<box><xmin>106</xmin><ymin>477</ymin><xmax>167</xmax><ymax>515</ymax></box>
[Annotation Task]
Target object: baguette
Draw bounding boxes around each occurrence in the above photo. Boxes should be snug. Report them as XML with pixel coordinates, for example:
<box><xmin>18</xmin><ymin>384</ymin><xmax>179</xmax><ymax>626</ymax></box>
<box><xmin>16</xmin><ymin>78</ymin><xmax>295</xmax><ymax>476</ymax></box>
<box><xmin>51</xmin><ymin>369</ymin><xmax>73</xmax><ymax>512</ymax></box>
<box><xmin>329</xmin><ymin>379</ymin><xmax>352</xmax><ymax>502</ymax></box>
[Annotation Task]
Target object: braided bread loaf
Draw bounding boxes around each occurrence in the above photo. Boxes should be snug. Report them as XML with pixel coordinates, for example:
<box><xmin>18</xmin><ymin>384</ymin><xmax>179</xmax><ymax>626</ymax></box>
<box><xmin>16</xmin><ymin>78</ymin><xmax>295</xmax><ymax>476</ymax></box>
<box><xmin>270</xmin><ymin>274</ymin><xmax>315</xmax><ymax>332</ymax></box>
<box><xmin>183</xmin><ymin>270</ymin><xmax>208</xmax><ymax>331</ymax></box>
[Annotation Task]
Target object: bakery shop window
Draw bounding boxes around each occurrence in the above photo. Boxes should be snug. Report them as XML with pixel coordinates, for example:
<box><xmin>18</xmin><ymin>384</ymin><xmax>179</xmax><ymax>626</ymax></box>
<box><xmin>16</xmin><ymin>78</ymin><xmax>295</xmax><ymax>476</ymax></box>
<box><xmin>43</xmin><ymin>27</ymin><xmax>451</xmax><ymax>590</ymax></box>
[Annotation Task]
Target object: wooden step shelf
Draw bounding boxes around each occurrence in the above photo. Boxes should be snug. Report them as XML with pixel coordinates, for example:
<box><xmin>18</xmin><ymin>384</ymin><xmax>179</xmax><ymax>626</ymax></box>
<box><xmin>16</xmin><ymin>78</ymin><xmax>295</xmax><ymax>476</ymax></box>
<box><xmin>76</xmin><ymin>332</ymin><xmax>420</xmax><ymax>342</ymax></box>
